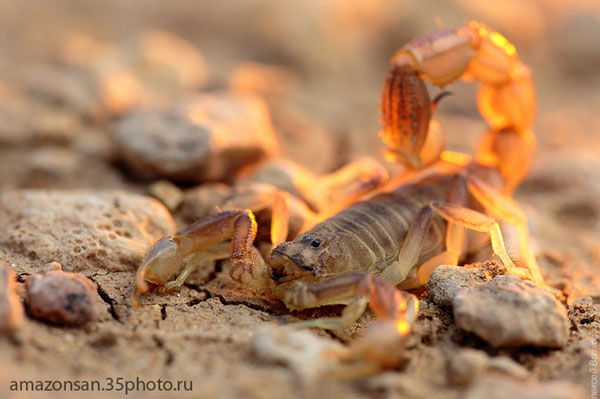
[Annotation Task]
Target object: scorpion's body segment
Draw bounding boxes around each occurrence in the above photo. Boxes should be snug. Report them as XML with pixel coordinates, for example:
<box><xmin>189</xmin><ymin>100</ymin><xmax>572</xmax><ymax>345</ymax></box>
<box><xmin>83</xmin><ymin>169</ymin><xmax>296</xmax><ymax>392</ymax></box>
<box><xmin>277</xmin><ymin>175</ymin><xmax>455</xmax><ymax>277</ymax></box>
<box><xmin>133</xmin><ymin>21</ymin><xmax>546</xmax><ymax>372</ymax></box>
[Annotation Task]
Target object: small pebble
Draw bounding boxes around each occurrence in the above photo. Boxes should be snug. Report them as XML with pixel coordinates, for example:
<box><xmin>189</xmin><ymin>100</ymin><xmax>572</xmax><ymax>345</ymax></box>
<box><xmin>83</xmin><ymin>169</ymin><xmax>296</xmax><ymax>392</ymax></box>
<box><xmin>42</xmin><ymin>262</ymin><xmax>63</xmax><ymax>272</ymax></box>
<box><xmin>229</xmin><ymin>62</ymin><xmax>297</xmax><ymax>98</ymax></box>
<box><xmin>487</xmin><ymin>356</ymin><xmax>530</xmax><ymax>380</ymax></box>
<box><xmin>149</xmin><ymin>180</ymin><xmax>184</xmax><ymax>211</ymax></box>
<box><xmin>90</xmin><ymin>325</ymin><xmax>119</xmax><ymax>347</ymax></box>
<box><xmin>448</xmin><ymin>348</ymin><xmax>489</xmax><ymax>386</ymax></box>
<box><xmin>26</xmin><ymin>269</ymin><xmax>99</xmax><ymax>325</ymax></box>
<box><xmin>179</xmin><ymin>183</ymin><xmax>232</xmax><ymax>222</ymax></box>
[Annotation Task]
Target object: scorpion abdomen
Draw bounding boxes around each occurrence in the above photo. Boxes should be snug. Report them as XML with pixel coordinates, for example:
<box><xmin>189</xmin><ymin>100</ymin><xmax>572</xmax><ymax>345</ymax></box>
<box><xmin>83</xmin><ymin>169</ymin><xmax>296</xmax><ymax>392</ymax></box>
<box><xmin>313</xmin><ymin>176</ymin><xmax>452</xmax><ymax>275</ymax></box>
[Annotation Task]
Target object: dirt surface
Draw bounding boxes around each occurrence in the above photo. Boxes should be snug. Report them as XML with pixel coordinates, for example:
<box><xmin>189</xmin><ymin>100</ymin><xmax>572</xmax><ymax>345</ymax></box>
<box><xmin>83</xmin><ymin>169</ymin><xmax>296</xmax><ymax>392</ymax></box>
<box><xmin>1</xmin><ymin>1</ymin><xmax>599</xmax><ymax>398</ymax></box>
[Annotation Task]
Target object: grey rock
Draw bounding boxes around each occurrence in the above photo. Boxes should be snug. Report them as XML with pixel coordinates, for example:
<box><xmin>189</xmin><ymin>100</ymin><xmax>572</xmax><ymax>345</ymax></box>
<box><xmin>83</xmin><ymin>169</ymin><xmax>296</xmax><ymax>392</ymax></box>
<box><xmin>112</xmin><ymin>92</ymin><xmax>279</xmax><ymax>183</ymax></box>
<box><xmin>453</xmin><ymin>275</ymin><xmax>569</xmax><ymax>347</ymax></box>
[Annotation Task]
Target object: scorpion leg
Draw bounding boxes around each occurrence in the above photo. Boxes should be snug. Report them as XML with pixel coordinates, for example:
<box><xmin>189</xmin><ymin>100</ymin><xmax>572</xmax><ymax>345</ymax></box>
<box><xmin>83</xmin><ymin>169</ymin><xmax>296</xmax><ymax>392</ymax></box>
<box><xmin>466</xmin><ymin>174</ymin><xmax>545</xmax><ymax>285</ymax></box>
<box><xmin>222</xmin><ymin>186</ymin><xmax>291</xmax><ymax>246</ymax></box>
<box><xmin>283</xmin><ymin>273</ymin><xmax>418</xmax><ymax>371</ymax></box>
<box><xmin>380</xmin><ymin>177</ymin><xmax>531</xmax><ymax>288</ymax></box>
<box><xmin>282</xmin><ymin>273</ymin><xmax>417</xmax><ymax>333</ymax></box>
<box><xmin>410</xmin><ymin>175</ymin><xmax>468</xmax><ymax>287</ymax></box>
<box><xmin>429</xmin><ymin>201</ymin><xmax>531</xmax><ymax>279</ymax></box>
<box><xmin>378</xmin><ymin>205</ymin><xmax>434</xmax><ymax>286</ymax></box>
<box><xmin>161</xmin><ymin>242</ymin><xmax>231</xmax><ymax>292</ymax></box>
<box><xmin>317</xmin><ymin>157</ymin><xmax>389</xmax><ymax>219</ymax></box>
<box><xmin>380</xmin><ymin>175</ymin><xmax>468</xmax><ymax>288</ymax></box>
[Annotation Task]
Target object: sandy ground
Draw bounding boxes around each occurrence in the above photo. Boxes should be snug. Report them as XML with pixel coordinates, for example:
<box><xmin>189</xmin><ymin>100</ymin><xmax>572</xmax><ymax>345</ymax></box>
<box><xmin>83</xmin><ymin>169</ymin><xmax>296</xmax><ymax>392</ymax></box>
<box><xmin>1</xmin><ymin>1</ymin><xmax>599</xmax><ymax>398</ymax></box>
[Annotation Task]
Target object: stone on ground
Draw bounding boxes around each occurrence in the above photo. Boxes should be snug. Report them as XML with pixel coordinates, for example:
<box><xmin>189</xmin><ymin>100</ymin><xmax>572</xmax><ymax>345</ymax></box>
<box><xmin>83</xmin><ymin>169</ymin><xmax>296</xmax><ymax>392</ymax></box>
<box><xmin>452</xmin><ymin>275</ymin><xmax>569</xmax><ymax>347</ymax></box>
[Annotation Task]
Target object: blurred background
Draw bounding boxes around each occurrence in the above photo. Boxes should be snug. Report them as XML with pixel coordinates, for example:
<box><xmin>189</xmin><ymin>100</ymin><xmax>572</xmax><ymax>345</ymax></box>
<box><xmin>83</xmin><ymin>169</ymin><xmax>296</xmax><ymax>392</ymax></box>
<box><xmin>0</xmin><ymin>0</ymin><xmax>599</xmax><ymax>291</ymax></box>
<box><xmin>1</xmin><ymin>0</ymin><xmax>599</xmax><ymax>168</ymax></box>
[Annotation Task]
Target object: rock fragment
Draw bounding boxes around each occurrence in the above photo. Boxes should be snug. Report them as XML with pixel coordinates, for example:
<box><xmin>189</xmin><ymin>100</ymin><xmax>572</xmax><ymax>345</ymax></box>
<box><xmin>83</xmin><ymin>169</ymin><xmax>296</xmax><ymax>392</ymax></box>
<box><xmin>0</xmin><ymin>147</ymin><xmax>124</xmax><ymax>191</ymax></box>
<box><xmin>112</xmin><ymin>92</ymin><xmax>279</xmax><ymax>183</ymax></box>
<box><xmin>426</xmin><ymin>266</ymin><xmax>480</xmax><ymax>307</ymax></box>
<box><xmin>148</xmin><ymin>180</ymin><xmax>184</xmax><ymax>211</ymax></box>
<box><xmin>447</xmin><ymin>348</ymin><xmax>489</xmax><ymax>386</ymax></box>
<box><xmin>237</xmin><ymin>158</ymin><xmax>321</xmax><ymax>211</ymax></box>
<box><xmin>20</xmin><ymin>64</ymin><xmax>104</xmax><ymax>119</ymax></box>
<box><xmin>0</xmin><ymin>260</ymin><xmax>24</xmax><ymax>334</ymax></box>
<box><xmin>0</xmin><ymin>190</ymin><xmax>175</xmax><ymax>274</ymax></box>
<box><xmin>229</xmin><ymin>62</ymin><xmax>298</xmax><ymax>98</ymax></box>
<box><xmin>426</xmin><ymin>262</ymin><xmax>506</xmax><ymax>306</ymax></box>
<box><xmin>179</xmin><ymin>183</ymin><xmax>232</xmax><ymax>223</ymax></box>
<box><xmin>136</xmin><ymin>29</ymin><xmax>208</xmax><ymax>90</ymax></box>
<box><xmin>452</xmin><ymin>275</ymin><xmax>569</xmax><ymax>347</ymax></box>
<box><xmin>26</xmin><ymin>269</ymin><xmax>98</xmax><ymax>325</ymax></box>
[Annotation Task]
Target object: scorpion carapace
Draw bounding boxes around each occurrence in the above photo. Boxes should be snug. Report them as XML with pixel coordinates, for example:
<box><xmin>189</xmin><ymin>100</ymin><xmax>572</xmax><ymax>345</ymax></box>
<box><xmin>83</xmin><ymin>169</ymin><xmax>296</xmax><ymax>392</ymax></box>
<box><xmin>133</xmin><ymin>21</ymin><xmax>545</xmax><ymax>373</ymax></box>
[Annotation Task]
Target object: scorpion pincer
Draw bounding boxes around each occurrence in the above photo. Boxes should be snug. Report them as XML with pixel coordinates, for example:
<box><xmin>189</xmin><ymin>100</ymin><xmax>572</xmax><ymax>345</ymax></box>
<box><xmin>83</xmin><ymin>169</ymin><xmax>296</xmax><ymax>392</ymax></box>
<box><xmin>133</xmin><ymin>21</ymin><xmax>545</xmax><ymax>370</ymax></box>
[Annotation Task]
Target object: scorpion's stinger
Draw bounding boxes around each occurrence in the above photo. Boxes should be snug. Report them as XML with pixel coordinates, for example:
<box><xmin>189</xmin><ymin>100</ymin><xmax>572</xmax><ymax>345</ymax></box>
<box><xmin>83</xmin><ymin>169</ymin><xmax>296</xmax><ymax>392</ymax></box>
<box><xmin>431</xmin><ymin>90</ymin><xmax>452</xmax><ymax>111</ymax></box>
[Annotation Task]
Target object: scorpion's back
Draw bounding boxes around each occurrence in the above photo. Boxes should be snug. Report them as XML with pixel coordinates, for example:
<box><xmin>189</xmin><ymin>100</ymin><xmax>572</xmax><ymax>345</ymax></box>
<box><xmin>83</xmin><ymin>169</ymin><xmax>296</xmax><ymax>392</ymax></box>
<box><xmin>305</xmin><ymin>172</ymin><xmax>457</xmax><ymax>276</ymax></box>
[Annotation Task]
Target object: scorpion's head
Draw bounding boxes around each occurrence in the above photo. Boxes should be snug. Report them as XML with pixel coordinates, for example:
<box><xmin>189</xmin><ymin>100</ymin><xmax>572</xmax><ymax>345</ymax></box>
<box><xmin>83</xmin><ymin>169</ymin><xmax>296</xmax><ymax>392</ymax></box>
<box><xmin>268</xmin><ymin>233</ymin><xmax>328</xmax><ymax>284</ymax></box>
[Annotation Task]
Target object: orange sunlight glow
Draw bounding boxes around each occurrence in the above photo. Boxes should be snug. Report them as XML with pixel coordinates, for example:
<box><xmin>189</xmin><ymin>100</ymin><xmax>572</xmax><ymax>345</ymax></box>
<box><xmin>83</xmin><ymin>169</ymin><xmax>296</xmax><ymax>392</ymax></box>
<box><xmin>489</xmin><ymin>32</ymin><xmax>517</xmax><ymax>56</ymax></box>
<box><xmin>396</xmin><ymin>320</ymin><xmax>409</xmax><ymax>335</ymax></box>
<box><xmin>469</xmin><ymin>21</ymin><xmax>517</xmax><ymax>57</ymax></box>
<box><xmin>186</xmin><ymin>104</ymin><xmax>213</xmax><ymax>126</ymax></box>
<box><xmin>440</xmin><ymin>150</ymin><xmax>472</xmax><ymax>166</ymax></box>
<box><xmin>100</xmin><ymin>70</ymin><xmax>140</xmax><ymax>113</ymax></box>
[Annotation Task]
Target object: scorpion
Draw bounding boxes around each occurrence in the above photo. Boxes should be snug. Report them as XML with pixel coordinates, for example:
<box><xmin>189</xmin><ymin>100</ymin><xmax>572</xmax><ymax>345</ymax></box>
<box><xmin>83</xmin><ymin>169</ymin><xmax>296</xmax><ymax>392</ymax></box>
<box><xmin>133</xmin><ymin>21</ymin><xmax>545</xmax><ymax>369</ymax></box>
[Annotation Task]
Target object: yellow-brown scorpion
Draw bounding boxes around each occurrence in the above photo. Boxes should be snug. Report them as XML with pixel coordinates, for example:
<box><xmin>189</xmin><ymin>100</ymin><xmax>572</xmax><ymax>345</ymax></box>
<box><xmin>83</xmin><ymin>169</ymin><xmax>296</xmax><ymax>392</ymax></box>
<box><xmin>133</xmin><ymin>21</ymin><xmax>544</xmax><ymax>369</ymax></box>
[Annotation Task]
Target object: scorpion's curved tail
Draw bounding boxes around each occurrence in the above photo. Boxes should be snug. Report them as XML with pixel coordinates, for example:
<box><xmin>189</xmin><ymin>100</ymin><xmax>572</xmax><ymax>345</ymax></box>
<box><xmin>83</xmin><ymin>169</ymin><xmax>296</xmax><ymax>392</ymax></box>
<box><xmin>380</xmin><ymin>21</ymin><xmax>535</xmax><ymax>194</ymax></box>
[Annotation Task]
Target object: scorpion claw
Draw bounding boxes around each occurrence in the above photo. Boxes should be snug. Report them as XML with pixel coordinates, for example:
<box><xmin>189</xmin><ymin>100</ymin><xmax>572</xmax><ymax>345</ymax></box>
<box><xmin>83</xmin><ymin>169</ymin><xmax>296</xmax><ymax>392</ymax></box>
<box><xmin>132</xmin><ymin>237</ymin><xmax>185</xmax><ymax>306</ymax></box>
